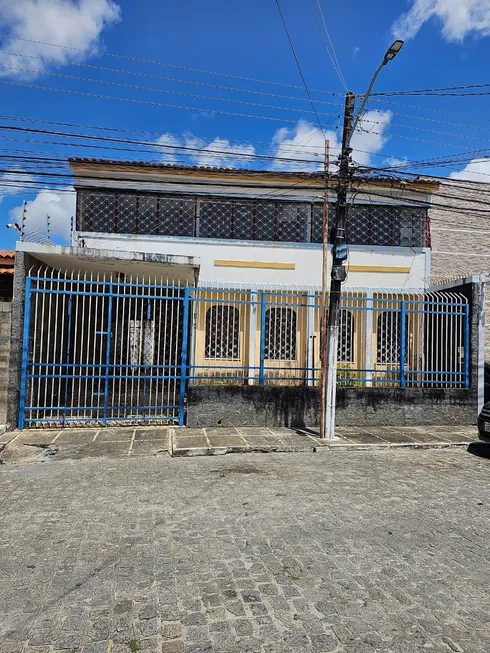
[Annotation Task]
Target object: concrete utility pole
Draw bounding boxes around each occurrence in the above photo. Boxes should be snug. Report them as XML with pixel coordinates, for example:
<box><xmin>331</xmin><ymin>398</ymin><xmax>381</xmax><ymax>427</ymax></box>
<box><xmin>322</xmin><ymin>93</ymin><xmax>355</xmax><ymax>440</ymax></box>
<box><xmin>320</xmin><ymin>139</ymin><xmax>330</xmax><ymax>438</ymax></box>
<box><xmin>321</xmin><ymin>40</ymin><xmax>404</xmax><ymax>440</ymax></box>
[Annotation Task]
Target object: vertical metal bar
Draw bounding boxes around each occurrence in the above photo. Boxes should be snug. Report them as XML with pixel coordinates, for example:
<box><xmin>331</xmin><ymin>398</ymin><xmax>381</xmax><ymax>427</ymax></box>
<box><xmin>103</xmin><ymin>281</ymin><xmax>114</xmax><ymax>426</ymax></box>
<box><xmin>142</xmin><ymin>297</ymin><xmax>151</xmax><ymax>420</ymax></box>
<box><xmin>18</xmin><ymin>276</ymin><xmax>32</xmax><ymax>430</ymax></box>
<box><xmin>464</xmin><ymin>303</ymin><xmax>470</xmax><ymax>389</ymax></box>
<box><xmin>365</xmin><ymin>293</ymin><xmax>373</xmax><ymax>387</ymax></box>
<box><xmin>29</xmin><ymin>275</ymin><xmax>38</xmax><ymax>419</ymax></box>
<box><xmin>62</xmin><ymin>291</ymin><xmax>73</xmax><ymax>427</ymax></box>
<box><xmin>259</xmin><ymin>292</ymin><xmax>267</xmax><ymax>386</ymax></box>
<box><xmin>179</xmin><ymin>287</ymin><xmax>190</xmax><ymax>426</ymax></box>
<box><xmin>57</xmin><ymin>271</ymin><xmax>66</xmax><ymax>424</ymax></box>
<box><xmin>111</xmin><ymin>280</ymin><xmax>119</xmax><ymax>421</ymax></box>
<box><xmin>400</xmin><ymin>300</ymin><xmax>406</xmax><ymax>389</ymax></box>
<box><xmin>307</xmin><ymin>296</ymin><xmax>315</xmax><ymax>387</ymax></box>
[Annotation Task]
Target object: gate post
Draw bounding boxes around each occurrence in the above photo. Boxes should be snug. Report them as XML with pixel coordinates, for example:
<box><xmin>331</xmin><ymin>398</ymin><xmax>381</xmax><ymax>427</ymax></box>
<box><xmin>400</xmin><ymin>300</ymin><xmax>406</xmax><ymax>389</ymax></box>
<box><xmin>18</xmin><ymin>276</ymin><xmax>32</xmax><ymax>430</ymax></box>
<box><xmin>179</xmin><ymin>287</ymin><xmax>191</xmax><ymax>427</ymax></box>
<box><xmin>102</xmin><ymin>281</ymin><xmax>114</xmax><ymax>427</ymax></box>
<box><xmin>258</xmin><ymin>292</ymin><xmax>267</xmax><ymax>386</ymax></box>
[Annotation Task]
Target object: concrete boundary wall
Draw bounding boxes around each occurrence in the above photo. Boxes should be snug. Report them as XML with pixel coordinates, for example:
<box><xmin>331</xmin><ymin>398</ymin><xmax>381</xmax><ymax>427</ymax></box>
<box><xmin>187</xmin><ymin>279</ymin><xmax>483</xmax><ymax>429</ymax></box>
<box><xmin>0</xmin><ymin>302</ymin><xmax>12</xmax><ymax>425</ymax></box>
<box><xmin>187</xmin><ymin>385</ymin><xmax>477</xmax><ymax>428</ymax></box>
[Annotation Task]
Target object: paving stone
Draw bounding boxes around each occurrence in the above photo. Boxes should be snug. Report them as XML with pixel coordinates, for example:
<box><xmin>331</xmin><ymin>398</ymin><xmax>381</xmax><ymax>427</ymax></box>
<box><xmin>81</xmin><ymin>643</ymin><xmax>109</xmax><ymax>653</ymax></box>
<box><xmin>161</xmin><ymin>642</ymin><xmax>185</xmax><ymax>653</ymax></box>
<box><xmin>138</xmin><ymin>617</ymin><xmax>158</xmax><ymax>637</ymax></box>
<box><xmin>54</xmin><ymin>634</ymin><xmax>82</xmax><ymax>649</ymax></box>
<box><xmin>0</xmin><ymin>447</ymin><xmax>488</xmax><ymax>653</ymax></box>
<box><xmin>161</xmin><ymin>622</ymin><xmax>182</xmax><ymax>639</ymax></box>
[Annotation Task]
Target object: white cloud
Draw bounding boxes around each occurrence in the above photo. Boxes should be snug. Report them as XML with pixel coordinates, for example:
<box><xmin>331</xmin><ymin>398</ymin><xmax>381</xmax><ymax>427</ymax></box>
<box><xmin>156</xmin><ymin>133</ymin><xmax>183</xmax><ymax>165</ymax></box>
<box><xmin>0</xmin><ymin>0</ymin><xmax>121</xmax><ymax>78</ymax></box>
<box><xmin>9</xmin><ymin>189</ymin><xmax>76</xmax><ymax>243</ymax></box>
<box><xmin>449</xmin><ymin>157</ymin><xmax>490</xmax><ymax>180</ymax></box>
<box><xmin>191</xmin><ymin>137</ymin><xmax>255</xmax><ymax>168</ymax></box>
<box><xmin>392</xmin><ymin>0</ymin><xmax>490</xmax><ymax>42</ymax></box>
<box><xmin>384</xmin><ymin>156</ymin><xmax>410</xmax><ymax>168</ymax></box>
<box><xmin>270</xmin><ymin>110</ymin><xmax>392</xmax><ymax>172</ymax></box>
<box><xmin>156</xmin><ymin>132</ymin><xmax>256</xmax><ymax>168</ymax></box>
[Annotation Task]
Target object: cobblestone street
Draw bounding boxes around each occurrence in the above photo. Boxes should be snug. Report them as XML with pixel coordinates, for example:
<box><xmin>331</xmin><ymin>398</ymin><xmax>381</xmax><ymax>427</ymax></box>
<box><xmin>1</xmin><ymin>446</ymin><xmax>490</xmax><ymax>652</ymax></box>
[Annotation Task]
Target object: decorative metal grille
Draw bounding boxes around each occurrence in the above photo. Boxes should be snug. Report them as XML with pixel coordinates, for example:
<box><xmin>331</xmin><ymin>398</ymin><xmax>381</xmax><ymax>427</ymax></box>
<box><xmin>205</xmin><ymin>305</ymin><xmax>240</xmax><ymax>359</ymax></box>
<box><xmin>77</xmin><ymin>189</ymin><xmax>428</xmax><ymax>248</ymax></box>
<box><xmin>264</xmin><ymin>307</ymin><xmax>297</xmax><ymax>360</ymax></box>
<box><xmin>339</xmin><ymin>310</ymin><xmax>354</xmax><ymax>363</ymax></box>
<box><xmin>376</xmin><ymin>311</ymin><xmax>409</xmax><ymax>364</ymax></box>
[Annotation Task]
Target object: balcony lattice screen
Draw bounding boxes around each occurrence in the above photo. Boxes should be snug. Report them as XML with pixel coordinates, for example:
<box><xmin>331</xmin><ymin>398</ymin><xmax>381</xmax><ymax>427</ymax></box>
<box><xmin>77</xmin><ymin>189</ymin><xmax>428</xmax><ymax>247</ymax></box>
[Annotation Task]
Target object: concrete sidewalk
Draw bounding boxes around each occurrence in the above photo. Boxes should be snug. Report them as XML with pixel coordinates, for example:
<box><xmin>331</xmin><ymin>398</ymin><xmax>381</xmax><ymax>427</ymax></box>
<box><xmin>0</xmin><ymin>424</ymin><xmax>481</xmax><ymax>464</ymax></box>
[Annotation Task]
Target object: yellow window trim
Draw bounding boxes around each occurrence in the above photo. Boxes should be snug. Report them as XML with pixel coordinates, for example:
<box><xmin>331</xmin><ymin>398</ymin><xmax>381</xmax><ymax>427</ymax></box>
<box><xmin>214</xmin><ymin>260</ymin><xmax>295</xmax><ymax>270</ymax></box>
<box><xmin>347</xmin><ymin>265</ymin><xmax>411</xmax><ymax>273</ymax></box>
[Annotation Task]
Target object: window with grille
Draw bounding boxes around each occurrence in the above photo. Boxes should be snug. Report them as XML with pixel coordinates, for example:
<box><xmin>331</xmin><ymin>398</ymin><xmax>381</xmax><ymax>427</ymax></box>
<box><xmin>339</xmin><ymin>310</ymin><xmax>354</xmax><ymax>363</ymax></box>
<box><xmin>205</xmin><ymin>305</ymin><xmax>240</xmax><ymax>359</ymax></box>
<box><xmin>264</xmin><ymin>307</ymin><xmax>297</xmax><ymax>360</ymax></box>
<box><xmin>77</xmin><ymin>189</ymin><xmax>428</xmax><ymax>247</ymax></box>
<box><xmin>376</xmin><ymin>311</ymin><xmax>408</xmax><ymax>364</ymax></box>
<box><xmin>319</xmin><ymin>310</ymin><xmax>354</xmax><ymax>362</ymax></box>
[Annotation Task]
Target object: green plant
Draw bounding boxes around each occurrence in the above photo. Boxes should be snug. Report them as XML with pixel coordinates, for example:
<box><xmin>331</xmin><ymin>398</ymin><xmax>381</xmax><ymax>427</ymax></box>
<box><xmin>128</xmin><ymin>640</ymin><xmax>142</xmax><ymax>652</ymax></box>
<box><xmin>337</xmin><ymin>363</ymin><xmax>363</xmax><ymax>388</ymax></box>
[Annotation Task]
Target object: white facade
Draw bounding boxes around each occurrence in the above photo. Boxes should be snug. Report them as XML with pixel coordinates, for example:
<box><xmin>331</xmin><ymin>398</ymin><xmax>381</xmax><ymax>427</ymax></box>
<box><xmin>79</xmin><ymin>231</ymin><xmax>430</xmax><ymax>290</ymax></box>
<box><xmin>70</xmin><ymin>159</ymin><xmax>437</xmax><ymax>291</ymax></box>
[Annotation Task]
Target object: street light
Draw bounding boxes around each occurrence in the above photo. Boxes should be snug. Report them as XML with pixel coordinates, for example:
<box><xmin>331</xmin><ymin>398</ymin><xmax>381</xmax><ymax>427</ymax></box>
<box><xmin>384</xmin><ymin>39</ymin><xmax>404</xmax><ymax>62</ymax></box>
<box><xmin>321</xmin><ymin>40</ymin><xmax>404</xmax><ymax>440</ymax></box>
<box><xmin>349</xmin><ymin>40</ymin><xmax>404</xmax><ymax>145</ymax></box>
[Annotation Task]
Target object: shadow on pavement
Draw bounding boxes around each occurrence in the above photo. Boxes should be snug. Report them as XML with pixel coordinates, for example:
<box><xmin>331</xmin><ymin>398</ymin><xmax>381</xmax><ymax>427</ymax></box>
<box><xmin>467</xmin><ymin>441</ymin><xmax>490</xmax><ymax>459</ymax></box>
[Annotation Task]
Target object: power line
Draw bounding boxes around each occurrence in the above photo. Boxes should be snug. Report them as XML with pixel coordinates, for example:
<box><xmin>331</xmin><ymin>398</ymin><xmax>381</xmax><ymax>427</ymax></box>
<box><xmin>310</xmin><ymin>0</ymin><xmax>348</xmax><ymax>91</ymax></box>
<box><xmin>373</xmin><ymin>81</ymin><xmax>490</xmax><ymax>96</ymax></box>
<box><xmin>274</xmin><ymin>0</ymin><xmax>327</xmax><ymax>139</ymax></box>
<box><xmin>0</xmin><ymin>79</ymin><xmax>338</xmax><ymax>127</ymax></box>
<box><xmin>0</xmin><ymin>111</ymin><xmax>440</xmax><ymax>167</ymax></box>
<box><xmin>369</xmin><ymin>97</ymin><xmax>490</xmax><ymax>122</ymax></box>
<box><xmin>0</xmin><ymin>33</ymin><xmax>338</xmax><ymax>95</ymax></box>
<box><xmin>0</xmin><ymin>123</ymin><xmax>339</xmax><ymax>167</ymax></box>
<box><xmin>0</xmin><ymin>114</ymin><xmax>330</xmax><ymax>155</ymax></box>
<box><xmin>369</xmin><ymin>96</ymin><xmax>490</xmax><ymax>124</ymax></box>
<box><xmin>0</xmin><ymin>50</ymin><xmax>344</xmax><ymax>109</ymax></box>
<box><xmin>0</xmin><ymin>63</ymin><xmax>339</xmax><ymax>119</ymax></box>
<box><xmin>363</xmin><ymin>116</ymin><xmax>490</xmax><ymax>145</ymax></box>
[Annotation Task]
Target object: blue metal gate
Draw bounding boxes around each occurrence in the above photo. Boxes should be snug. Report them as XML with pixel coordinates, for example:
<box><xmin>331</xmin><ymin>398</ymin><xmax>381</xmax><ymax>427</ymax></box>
<box><xmin>19</xmin><ymin>270</ymin><xmax>189</xmax><ymax>428</ymax></box>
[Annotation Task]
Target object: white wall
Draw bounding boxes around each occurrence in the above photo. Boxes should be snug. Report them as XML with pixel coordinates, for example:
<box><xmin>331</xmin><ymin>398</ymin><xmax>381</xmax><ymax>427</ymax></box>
<box><xmin>79</xmin><ymin>232</ymin><xmax>429</xmax><ymax>290</ymax></box>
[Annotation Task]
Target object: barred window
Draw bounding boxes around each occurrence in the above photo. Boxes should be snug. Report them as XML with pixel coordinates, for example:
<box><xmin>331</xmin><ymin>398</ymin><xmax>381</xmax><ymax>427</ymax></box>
<box><xmin>264</xmin><ymin>307</ymin><xmax>297</xmax><ymax>360</ymax></box>
<box><xmin>376</xmin><ymin>311</ymin><xmax>408</xmax><ymax>364</ymax></box>
<box><xmin>339</xmin><ymin>310</ymin><xmax>354</xmax><ymax>363</ymax></box>
<box><xmin>319</xmin><ymin>310</ymin><xmax>354</xmax><ymax>362</ymax></box>
<box><xmin>205</xmin><ymin>305</ymin><xmax>240</xmax><ymax>359</ymax></box>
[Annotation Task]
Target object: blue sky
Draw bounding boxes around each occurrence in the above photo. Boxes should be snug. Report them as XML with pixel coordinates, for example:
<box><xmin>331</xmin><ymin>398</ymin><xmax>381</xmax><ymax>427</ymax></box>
<box><xmin>2</xmin><ymin>0</ymin><xmax>490</xmax><ymax>247</ymax></box>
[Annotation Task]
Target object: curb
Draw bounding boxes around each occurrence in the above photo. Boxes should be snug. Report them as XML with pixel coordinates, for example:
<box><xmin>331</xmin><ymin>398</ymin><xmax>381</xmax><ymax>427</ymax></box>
<box><xmin>170</xmin><ymin>439</ymin><xmax>486</xmax><ymax>456</ymax></box>
<box><xmin>320</xmin><ymin>440</ymin><xmax>483</xmax><ymax>451</ymax></box>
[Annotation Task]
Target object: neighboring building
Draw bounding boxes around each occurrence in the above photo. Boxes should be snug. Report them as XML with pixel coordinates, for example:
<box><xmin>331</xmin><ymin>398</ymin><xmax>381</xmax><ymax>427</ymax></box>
<box><xmin>429</xmin><ymin>178</ymin><xmax>490</xmax><ymax>397</ymax></box>
<box><xmin>0</xmin><ymin>250</ymin><xmax>14</xmax><ymax>301</ymax></box>
<box><xmin>0</xmin><ymin>251</ymin><xmax>14</xmax><ymax>426</ymax></box>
